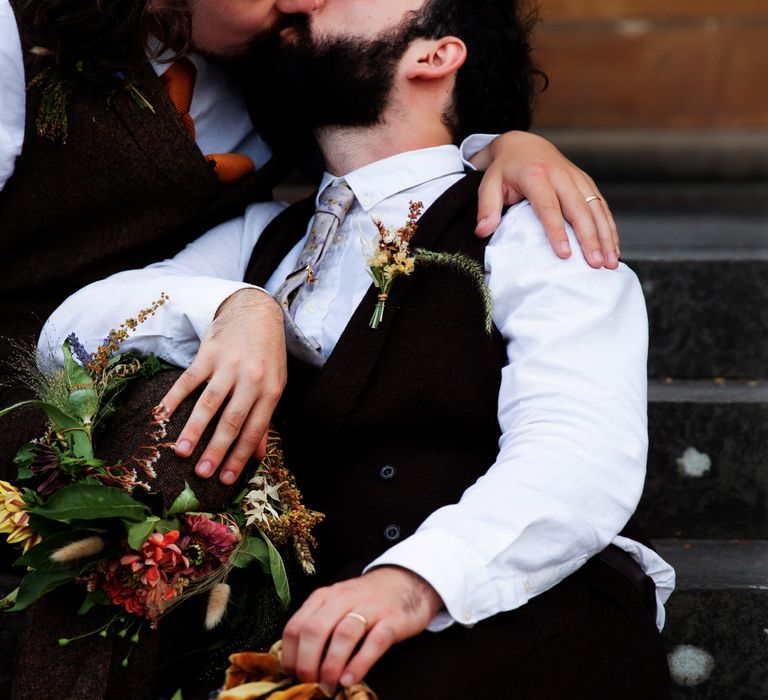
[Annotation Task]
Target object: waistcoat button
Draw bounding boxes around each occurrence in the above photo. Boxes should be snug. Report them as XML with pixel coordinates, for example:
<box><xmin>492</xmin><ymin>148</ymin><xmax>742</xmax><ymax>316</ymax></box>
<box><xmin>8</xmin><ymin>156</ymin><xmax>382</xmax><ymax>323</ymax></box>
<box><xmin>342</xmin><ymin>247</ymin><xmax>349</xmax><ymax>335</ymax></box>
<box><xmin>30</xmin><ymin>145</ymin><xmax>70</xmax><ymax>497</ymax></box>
<box><xmin>379</xmin><ymin>464</ymin><xmax>396</xmax><ymax>480</ymax></box>
<box><xmin>384</xmin><ymin>524</ymin><xmax>401</xmax><ymax>542</ymax></box>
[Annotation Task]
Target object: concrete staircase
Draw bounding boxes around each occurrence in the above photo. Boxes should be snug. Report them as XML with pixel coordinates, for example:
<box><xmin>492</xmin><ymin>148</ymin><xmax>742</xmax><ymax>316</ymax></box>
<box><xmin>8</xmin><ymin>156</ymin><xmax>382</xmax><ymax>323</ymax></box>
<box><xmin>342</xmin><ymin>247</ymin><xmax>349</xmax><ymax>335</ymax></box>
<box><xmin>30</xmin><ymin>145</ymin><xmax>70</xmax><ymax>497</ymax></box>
<box><xmin>617</xmin><ymin>182</ymin><xmax>768</xmax><ymax>698</ymax></box>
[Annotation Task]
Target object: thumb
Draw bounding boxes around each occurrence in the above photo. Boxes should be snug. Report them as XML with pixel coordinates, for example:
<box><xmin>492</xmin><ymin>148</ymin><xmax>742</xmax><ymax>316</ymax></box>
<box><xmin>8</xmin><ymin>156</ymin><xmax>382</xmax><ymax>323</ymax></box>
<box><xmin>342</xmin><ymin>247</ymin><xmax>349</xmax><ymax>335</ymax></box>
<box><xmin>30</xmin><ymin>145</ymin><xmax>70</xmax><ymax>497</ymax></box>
<box><xmin>475</xmin><ymin>168</ymin><xmax>506</xmax><ymax>238</ymax></box>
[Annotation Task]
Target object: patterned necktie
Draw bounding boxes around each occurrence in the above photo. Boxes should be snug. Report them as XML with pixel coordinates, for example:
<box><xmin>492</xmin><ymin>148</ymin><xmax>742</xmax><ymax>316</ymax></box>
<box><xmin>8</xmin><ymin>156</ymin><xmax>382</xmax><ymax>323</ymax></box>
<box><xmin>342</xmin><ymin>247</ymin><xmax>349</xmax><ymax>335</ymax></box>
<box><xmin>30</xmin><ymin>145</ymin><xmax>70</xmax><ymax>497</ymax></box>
<box><xmin>161</xmin><ymin>57</ymin><xmax>255</xmax><ymax>184</ymax></box>
<box><xmin>275</xmin><ymin>181</ymin><xmax>357</xmax><ymax>366</ymax></box>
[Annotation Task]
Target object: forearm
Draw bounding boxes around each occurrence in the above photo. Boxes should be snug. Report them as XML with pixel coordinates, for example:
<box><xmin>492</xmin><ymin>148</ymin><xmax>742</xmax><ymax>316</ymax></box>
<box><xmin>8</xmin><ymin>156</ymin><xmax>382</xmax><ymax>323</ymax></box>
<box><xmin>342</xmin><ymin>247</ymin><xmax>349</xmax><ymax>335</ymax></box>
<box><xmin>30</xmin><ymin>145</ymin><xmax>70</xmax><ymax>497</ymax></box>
<box><xmin>368</xmin><ymin>204</ymin><xmax>649</xmax><ymax>628</ymax></box>
<box><xmin>39</xmin><ymin>270</ymin><xmax>255</xmax><ymax>367</ymax></box>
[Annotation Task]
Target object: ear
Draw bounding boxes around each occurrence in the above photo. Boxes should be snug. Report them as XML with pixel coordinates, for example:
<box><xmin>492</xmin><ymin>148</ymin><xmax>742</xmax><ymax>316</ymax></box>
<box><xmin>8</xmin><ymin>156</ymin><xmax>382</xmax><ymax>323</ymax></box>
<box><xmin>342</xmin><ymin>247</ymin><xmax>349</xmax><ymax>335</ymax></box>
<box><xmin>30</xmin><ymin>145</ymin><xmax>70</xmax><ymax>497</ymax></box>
<box><xmin>405</xmin><ymin>36</ymin><xmax>467</xmax><ymax>81</ymax></box>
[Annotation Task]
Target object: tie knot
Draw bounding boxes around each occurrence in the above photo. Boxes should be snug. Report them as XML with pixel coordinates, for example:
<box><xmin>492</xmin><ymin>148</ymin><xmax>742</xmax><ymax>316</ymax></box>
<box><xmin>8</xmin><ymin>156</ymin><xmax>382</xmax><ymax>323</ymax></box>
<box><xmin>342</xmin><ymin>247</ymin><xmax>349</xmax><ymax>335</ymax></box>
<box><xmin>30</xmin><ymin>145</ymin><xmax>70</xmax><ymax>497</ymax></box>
<box><xmin>317</xmin><ymin>181</ymin><xmax>356</xmax><ymax>224</ymax></box>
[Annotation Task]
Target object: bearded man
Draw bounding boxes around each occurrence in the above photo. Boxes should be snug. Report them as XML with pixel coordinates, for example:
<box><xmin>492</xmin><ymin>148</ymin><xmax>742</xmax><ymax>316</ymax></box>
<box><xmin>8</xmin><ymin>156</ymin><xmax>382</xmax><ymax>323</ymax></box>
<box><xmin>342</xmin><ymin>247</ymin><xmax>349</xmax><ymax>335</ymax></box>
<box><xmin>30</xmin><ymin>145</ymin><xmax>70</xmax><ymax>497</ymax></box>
<box><xmin>0</xmin><ymin>0</ymin><xmax>623</xmax><ymax>485</ymax></box>
<box><xmin>41</xmin><ymin>0</ymin><xmax>675</xmax><ymax>697</ymax></box>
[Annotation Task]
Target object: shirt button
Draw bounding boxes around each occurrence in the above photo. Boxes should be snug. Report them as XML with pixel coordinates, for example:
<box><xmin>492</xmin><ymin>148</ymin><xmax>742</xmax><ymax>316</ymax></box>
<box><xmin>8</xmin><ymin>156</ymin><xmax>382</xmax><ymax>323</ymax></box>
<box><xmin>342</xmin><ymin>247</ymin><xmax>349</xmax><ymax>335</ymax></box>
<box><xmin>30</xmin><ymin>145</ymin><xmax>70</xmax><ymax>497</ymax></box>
<box><xmin>383</xmin><ymin>524</ymin><xmax>401</xmax><ymax>542</ymax></box>
<box><xmin>361</xmin><ymin>195</ymin><xmax>372</xmax><ymax>207</ymax></box>
<box><xmin>304</xmin><ymin>303</ymin><xmax>317</xmax><ymax>314</ymax></box>
<box><xmin>379</xmin><ymin>464</ymin><xmax>396</xmax><ymax>480</ymax></box>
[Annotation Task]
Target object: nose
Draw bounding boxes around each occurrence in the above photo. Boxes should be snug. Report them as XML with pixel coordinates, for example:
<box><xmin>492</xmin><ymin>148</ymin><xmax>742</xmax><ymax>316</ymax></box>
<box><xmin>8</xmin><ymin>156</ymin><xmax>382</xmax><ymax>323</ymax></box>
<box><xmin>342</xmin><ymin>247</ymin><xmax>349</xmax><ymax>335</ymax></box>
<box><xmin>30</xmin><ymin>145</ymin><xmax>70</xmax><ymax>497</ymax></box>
<box><xmin>275</xmin><ymin>0</ymin><xmax>323</xmax><ymax>13</ymax></box>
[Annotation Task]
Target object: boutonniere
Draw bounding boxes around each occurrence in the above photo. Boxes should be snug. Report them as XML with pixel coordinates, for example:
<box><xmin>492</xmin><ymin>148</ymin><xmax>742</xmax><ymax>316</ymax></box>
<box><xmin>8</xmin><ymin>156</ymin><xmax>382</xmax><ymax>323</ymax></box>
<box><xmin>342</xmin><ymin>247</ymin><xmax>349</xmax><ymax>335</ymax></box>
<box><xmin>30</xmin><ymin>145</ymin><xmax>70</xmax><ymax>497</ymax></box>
<box><xmin>27</xmin><ymin>54</ymin><xmax>155</xmax><ymax>144</ymax></box>
<box><xmin>365</xmin><ymin>201</ymin><xmax>494</xmax><ymax>332</ymax></box>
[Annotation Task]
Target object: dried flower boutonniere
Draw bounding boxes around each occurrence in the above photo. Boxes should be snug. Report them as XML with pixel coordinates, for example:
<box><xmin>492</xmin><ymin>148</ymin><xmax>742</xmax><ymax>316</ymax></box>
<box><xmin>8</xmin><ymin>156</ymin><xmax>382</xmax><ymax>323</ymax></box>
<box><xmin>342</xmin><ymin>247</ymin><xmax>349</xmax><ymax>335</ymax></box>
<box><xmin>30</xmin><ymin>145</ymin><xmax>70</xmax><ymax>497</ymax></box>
<box><xmin>365</xmin><ymin>201</ymin><xmax>494</xmax><ymax>332</ymax></box>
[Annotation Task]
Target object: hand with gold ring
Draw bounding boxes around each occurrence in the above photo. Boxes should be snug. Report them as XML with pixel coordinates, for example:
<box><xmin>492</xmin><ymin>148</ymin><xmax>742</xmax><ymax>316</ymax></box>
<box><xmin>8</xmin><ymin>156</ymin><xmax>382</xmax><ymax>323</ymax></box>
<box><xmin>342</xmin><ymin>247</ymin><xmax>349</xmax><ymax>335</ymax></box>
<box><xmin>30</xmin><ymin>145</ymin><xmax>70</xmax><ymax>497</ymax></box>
<box><xmin>280</xmin><ymin>566</ymin><xmax>443</xmax><ymax>694</ymax></box>
<box><xmin>471</xmin><ymin>131</ymin><xmax>620</xmax><ymax>270</ymax></box>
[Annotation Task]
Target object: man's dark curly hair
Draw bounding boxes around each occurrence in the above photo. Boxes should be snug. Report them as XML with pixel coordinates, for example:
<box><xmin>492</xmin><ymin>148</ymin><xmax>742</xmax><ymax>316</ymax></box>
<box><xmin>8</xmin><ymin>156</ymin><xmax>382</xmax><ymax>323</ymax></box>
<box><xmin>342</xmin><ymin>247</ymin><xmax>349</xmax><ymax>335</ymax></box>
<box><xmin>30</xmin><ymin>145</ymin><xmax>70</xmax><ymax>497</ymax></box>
<box><xmin>16</xmin><ymin>0</ymin><xmax>193</xmax><ymax>73</ymax></box>
<box><xmin>407</xmin><ymin>0</ymin><xmax>547</xmax><ymax>143</ymax></box>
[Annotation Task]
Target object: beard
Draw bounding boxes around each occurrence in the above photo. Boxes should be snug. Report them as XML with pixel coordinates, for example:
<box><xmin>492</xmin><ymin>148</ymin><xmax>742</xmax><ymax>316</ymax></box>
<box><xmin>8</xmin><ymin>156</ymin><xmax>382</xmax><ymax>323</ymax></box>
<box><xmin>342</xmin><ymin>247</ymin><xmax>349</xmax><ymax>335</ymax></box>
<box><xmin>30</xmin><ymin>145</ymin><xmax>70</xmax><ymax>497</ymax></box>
<box><xmin>246</xmin><ymin>15</ymin><xmax>414</xmax><ymax>140</ymax></box>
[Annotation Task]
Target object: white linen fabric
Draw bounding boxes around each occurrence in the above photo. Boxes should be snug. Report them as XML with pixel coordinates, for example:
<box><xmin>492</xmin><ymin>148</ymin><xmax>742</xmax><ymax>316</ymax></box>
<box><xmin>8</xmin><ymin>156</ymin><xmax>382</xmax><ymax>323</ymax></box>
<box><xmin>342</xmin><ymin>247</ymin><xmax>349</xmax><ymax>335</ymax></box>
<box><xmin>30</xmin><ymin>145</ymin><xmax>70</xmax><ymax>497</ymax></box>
<box><xmin>0</xmin><ymin>0</ymin><xmax>24</xmax><ymax>192</ymax></box>
<box><xmin>41</xmin><ymin>145</ymin><xmax>675</xmax><ymax>632</ymax></box>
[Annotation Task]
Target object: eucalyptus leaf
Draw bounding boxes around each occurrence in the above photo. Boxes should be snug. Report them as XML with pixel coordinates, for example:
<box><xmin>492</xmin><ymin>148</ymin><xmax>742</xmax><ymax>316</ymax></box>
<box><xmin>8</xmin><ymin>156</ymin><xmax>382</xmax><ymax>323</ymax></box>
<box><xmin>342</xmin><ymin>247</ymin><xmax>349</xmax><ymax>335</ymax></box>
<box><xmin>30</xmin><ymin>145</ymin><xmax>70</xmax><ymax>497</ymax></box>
<box><xmin>126</xmin><ymin>516</ymin><xmax>160</xmax><ymax>550</ymax></box>
<box><xmin>167</xmin><ymin>482</ymin><xmax>200</xmax><ymax>517</ymax></box>
<box><xmin>29</xmin><ymin>481</ymin><xmax>146</xmax><ymax>524</ymax></box>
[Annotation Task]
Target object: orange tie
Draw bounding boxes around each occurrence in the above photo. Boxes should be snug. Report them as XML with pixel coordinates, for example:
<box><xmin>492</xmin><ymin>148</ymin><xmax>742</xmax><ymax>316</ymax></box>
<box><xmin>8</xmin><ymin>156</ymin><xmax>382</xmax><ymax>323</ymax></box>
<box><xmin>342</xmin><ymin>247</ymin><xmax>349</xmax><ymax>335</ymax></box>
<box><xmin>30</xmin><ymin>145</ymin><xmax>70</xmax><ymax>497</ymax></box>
<box><xmin>161</xmin><ymin>57</ymin><xmax>255</xmax><ymax>184</ymax></box>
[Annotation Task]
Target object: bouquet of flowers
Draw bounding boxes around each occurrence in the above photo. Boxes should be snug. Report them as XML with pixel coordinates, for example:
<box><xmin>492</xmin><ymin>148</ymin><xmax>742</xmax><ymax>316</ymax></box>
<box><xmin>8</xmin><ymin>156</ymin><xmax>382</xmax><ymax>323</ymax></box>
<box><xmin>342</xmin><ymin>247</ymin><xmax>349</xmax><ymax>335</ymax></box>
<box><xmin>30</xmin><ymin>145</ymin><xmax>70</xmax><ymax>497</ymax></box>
<box><xmin>0</xmin><ymin>297</ymin><xmax>322</xmax><ymax>646</ymax></box>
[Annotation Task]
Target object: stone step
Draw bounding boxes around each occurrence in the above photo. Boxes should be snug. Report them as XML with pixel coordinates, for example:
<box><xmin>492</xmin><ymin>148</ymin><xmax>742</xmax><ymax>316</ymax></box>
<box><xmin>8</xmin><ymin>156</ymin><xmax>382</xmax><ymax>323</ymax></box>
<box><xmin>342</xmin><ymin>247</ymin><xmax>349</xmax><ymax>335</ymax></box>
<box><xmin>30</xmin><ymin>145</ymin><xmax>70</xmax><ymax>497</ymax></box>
<box><xmin>636</xmin><ymin>380</ymin><xmax>768</xmax><ymax>539</ymax></box>
<box><xmin>656</xmin><ymin>539</ymin><xmax>768</xmax><ymax>699</ymax></box>
<box><xmin>618</xmin><ymin>211</ymin><xmax>768</xmax><ymax>379</ymax></box>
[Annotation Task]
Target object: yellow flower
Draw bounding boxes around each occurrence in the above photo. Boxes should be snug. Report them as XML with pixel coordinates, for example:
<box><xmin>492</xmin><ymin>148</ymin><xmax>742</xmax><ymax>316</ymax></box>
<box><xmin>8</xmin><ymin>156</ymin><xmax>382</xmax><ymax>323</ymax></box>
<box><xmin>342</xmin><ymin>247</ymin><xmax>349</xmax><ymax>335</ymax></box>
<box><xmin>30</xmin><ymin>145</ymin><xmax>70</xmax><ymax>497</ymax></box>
<box><xmin>0</xmin><ymin>480</ymin><xmax>42</xmax><ymax>552</ymax></box>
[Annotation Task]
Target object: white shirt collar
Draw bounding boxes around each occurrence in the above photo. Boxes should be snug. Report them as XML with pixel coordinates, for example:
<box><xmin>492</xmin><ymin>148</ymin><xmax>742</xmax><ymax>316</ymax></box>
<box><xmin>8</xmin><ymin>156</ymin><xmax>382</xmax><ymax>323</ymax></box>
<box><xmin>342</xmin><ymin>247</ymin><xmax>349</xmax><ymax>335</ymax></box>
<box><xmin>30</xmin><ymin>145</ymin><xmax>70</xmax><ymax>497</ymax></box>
<box><xmin>317</xmin><ymin>145</ymin><xmax>466</xmax><ymax>213</ymax></box>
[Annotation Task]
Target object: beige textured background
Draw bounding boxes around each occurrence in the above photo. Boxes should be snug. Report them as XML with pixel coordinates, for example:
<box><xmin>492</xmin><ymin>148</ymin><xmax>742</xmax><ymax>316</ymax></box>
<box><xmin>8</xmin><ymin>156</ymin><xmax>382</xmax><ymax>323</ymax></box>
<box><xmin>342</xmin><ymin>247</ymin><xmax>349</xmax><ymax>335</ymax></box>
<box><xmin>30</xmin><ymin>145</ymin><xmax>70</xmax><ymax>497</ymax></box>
<box><xmin>533</xmin><ymin>0</ymin><xmax>768</xmax><ymax>128</ymax></box>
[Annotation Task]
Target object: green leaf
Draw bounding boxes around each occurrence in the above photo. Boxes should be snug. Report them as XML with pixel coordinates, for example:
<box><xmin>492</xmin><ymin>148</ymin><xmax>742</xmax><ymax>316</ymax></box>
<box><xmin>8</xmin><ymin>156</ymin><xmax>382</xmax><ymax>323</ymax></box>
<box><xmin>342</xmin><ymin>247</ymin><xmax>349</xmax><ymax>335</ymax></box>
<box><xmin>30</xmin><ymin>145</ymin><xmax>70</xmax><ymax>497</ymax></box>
<box><xmin>29</xmin><ymin>481</ymin><xmax>146</xmax><ymax>524</ymax></box>
<box><xmin>0</xmin><ymin>587</ymin><xmax>18</xmax><ymax>611</ymax></box>
<box><xmin>13</xmin><ymin>443</ymin><xmax>36</xmax><ymax>481</ymax></box>
<box><xmin>10</xmin><ymin>566</ymin><xmax>81</xmax><ymax>611</ymax></box>
<box><xmin>15</xmin><ymin>529</ymin><xmax>105</xmax><ymax>569</ymax></box>
<box><xmin>0</xmin><ymin>400</ymin><xmax>93</xmax><ymax>460</ymax></box>
<box><xmin>62</xmin><ymin>338</ymin><xmax>94</xmax><ymax>390</ymax></box>
<box><xmin>154</xmin><ymin>518</ymin><xmax>181</xmax><ymax>535</ymax></box>
<box><xmin>126</xmin><ymin>516</ymin><xmax>160</xmax><ymax>550</ymax></box>
<box><xmin>231</xmin><ymin>535</ymin><xmax>270</xmax><ymax>571</ymax></box>
<box><xmin>257</xmin><ymin>531</ymin><xmax>290</xmax><ymax>608</ymax></box>
<box><xmin>78</xmin><ymin>587</ymin><xmax>110</xmax><ymax>616</ymax></box>
<box><xmin>167</xmin><ymin>482</ymin><xmax>200</xmax><ymax>517</ymax></box>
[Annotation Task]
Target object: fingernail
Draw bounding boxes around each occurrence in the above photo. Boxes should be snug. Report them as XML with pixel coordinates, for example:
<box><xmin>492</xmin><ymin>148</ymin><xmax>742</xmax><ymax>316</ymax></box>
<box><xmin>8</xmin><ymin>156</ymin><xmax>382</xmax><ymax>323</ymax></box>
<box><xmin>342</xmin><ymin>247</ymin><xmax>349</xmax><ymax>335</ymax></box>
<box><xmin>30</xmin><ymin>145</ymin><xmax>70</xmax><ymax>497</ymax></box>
<box><xmin>559</xmin><ymin>241</ymin><xmax>571</xmax><ymax>256</ymax></box>
<box><xmin>220</xmin><ymin>469</ymin><xmax>236</xmax><ymax>485</ymax></box>
<box><xmin>196</xmin><ymin>461</ymin><xmax>213</xmax><ymax>478</ymax></box>
<box><xmin>591</xmin><ymin>250</ymin><xmax>604</xmax><ymax>266</ymax></box>
<box><xmin>175</xmin><ymin>440</ymin><xmax>192</xmax><ymax>456</ymax></box>
<box><xmin>340</xmin><ymin>674</ymin><xmax>355</xmax><ymax>688</ymax></box>
<box><xmin>478</xmin><ymin>217</ymin><xmax>488</xmax><ymax>227</ymax></box>
<box><xmin>607</xmin><ymin>251</ymin><xmax>619</xmax><ymax>266</ymax></box>
<box><xmin>320</xmin><ymin>683</ymin><xmax>335</xmax><ymax>696</ymax></box>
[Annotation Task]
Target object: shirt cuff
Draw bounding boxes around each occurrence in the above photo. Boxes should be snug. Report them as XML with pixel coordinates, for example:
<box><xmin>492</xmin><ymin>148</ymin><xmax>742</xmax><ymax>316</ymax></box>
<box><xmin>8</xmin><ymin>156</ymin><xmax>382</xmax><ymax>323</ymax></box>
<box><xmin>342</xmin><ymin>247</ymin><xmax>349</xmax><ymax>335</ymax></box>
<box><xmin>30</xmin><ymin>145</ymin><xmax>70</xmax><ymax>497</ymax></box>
<box><xmin>167</xmin><ymin>277</ymin><xmax>261</xmax><ymax>344</ymax></box>
<box><xmin>458</xmin><ymin>134</ymin><xmax>500</xmax><ymax>169</ymax></box>
<box><xmin>363</xmin><ymin>528</ymin><xmax>512</xmax><ymax>632</ymax></box>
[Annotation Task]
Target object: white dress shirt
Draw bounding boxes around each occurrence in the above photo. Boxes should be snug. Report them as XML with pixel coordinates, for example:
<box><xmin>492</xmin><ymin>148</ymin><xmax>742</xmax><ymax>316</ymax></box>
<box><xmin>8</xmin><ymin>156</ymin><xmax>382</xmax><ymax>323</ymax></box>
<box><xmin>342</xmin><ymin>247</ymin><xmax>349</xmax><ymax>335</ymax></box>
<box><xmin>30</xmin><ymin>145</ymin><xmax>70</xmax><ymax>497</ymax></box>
<box><xmin>0</xmin><ymin>14</ymin><xmax>272</xmax><ymax>192</ymax></box>
<box><xmin>41</xmin><ymin>145</ymin><xmax>675</xmax><ymax>632</ymax></box>
<box><xmin>0</xmin><ymin>0</ymin><xmax>24</xmax><ymax>191</ymax></box>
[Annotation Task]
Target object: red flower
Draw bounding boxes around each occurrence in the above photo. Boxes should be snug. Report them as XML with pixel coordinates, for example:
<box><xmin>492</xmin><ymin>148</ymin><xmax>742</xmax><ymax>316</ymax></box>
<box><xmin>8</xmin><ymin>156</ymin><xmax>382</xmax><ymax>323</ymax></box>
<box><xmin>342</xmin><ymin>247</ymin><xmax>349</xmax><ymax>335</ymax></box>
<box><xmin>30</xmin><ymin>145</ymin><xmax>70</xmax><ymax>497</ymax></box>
<box><xmin>179</xmin><ymin>515</ymin><xmax>238</xmax><ymax>577</ymax></box>
<box><xmin>101</xmin><ymin>531</ymin><xmax>190</xmax><ymax>623</ymax></box>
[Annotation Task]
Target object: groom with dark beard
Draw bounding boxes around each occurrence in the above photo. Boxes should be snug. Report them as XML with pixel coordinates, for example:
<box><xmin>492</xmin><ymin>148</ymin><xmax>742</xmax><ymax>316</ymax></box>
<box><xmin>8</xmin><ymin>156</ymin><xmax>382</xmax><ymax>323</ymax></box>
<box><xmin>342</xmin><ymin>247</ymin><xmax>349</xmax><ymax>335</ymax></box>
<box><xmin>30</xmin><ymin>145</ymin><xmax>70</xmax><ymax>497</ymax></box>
<box><xmin>42</xmin><ymin>0</ymin><xmax>674</xmax><ymax>697</ymax></box>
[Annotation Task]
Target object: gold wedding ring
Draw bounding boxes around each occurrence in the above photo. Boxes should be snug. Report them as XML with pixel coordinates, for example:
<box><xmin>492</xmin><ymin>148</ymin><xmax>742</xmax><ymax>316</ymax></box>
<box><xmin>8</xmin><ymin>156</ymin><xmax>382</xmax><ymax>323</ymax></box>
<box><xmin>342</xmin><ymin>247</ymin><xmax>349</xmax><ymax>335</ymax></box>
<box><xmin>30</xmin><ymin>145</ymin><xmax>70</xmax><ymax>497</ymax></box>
<box><xmin>584</xmin><ymin>195</ymin><xmax>602</xmax><ymax>204</ymax></box>
<box><xmin>345</xmin><ymin>612</ymin><xmax>369</xmax><ymax>628</ymax></box>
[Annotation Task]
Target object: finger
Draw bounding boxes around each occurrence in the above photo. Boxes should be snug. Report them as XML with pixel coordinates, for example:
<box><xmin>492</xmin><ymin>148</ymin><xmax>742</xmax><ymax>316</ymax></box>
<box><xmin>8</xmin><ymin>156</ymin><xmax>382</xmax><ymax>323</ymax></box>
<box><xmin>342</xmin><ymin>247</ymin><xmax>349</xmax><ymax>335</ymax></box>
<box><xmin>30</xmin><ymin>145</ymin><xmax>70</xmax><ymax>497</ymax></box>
<box><xmin>319</xmin><ymin>615</ymin><xmax>370</xmax><ymax>691</ymax></box>
<box><xmin>174</xmin><ymin>377</ymin><xmax>230</xmax><ymax>459</ymax></box>
<box><xmin>194</xmin><ymin>382</ymin><xmax>260</xmax><ymax>480</ymax></box>
<box><xmin>159</xmin><ymin>364</ymin><xmax>210</xmax><ymax>426</ymax></box>
<box><xmin>339</xmin><ymin>621</ymin><xmax>396</xmax><ymax>689</ymax></box>
<box><xmin>522</xmin><ymin>176</ymin><xmax>572</xmax><ymax>260</ymax></box>
<box><xmin>475</xmin><ymin>167</ymin><xmax>507</xmax><ymax>238</ymax></box>
<box><xmin>577</xmin><ymin>177</ymin><xmax>618</xmax><ymax>268</ymax></box>
<box><xmin>584</xmin><ymin>175</ymin><xmax>621</xmax><ymax>258</ymax></box>
<box><xmin>255</xmin><ymin>431</ymin><xmax>269</xmax><ymax>460</ymax></box>
<box><xmin>217</xmin><ymin>375</ymin><xmax>283</xmax><ymax>483</ymax></box>
<box><xmin>551</xmin><ymin>170</ymin><xmax>605</xmax><ymax>268</ymax></box>
<box><xmin>281</xmin><ymin>590</ymin><xmax>331</xmax><ymax>676</ymax></box>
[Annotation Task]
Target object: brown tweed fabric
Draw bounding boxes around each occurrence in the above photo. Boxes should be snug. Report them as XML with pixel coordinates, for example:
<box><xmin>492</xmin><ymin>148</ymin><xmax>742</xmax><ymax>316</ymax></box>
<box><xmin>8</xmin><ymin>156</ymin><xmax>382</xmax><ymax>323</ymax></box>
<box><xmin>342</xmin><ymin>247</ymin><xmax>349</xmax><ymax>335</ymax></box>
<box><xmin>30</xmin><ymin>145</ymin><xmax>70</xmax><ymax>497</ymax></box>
<box><xmin>11</xmin><ymin>369</ymin><xmax>256</xmax><ymax>700</ymax></box>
